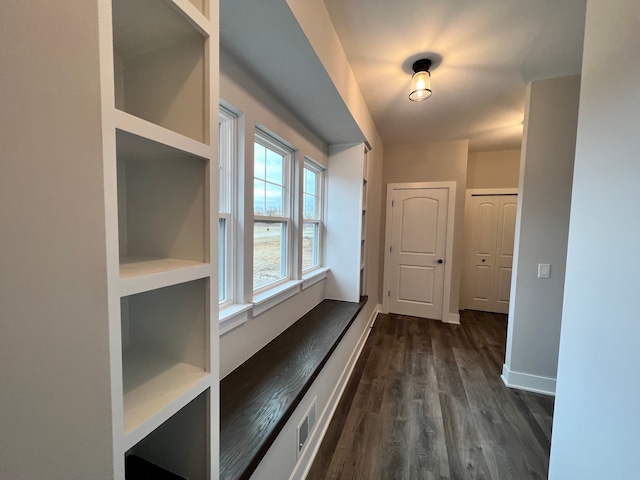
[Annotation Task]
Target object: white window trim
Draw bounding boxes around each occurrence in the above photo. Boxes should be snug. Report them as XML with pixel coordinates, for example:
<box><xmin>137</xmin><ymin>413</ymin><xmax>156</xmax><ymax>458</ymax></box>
<box><xmin>219</xmin><ymin>302</ymin><xmax>253</xmax><ymax>335</ymax></box>
<box><xmin>302</xmin><ymin>266</ymin><xmax>329</xmax><ymax>290</ymax></box>
<box><xmin>253</xmin><ymin>129</ymin><xmax>294</xmax><ymax>294</ymax></box>
<box><xmin>302</xmin><ymin>158</ymin><xmax>326</xmax><ymax>273</ymax></box>
<box><xmin>252</xmin><ymin>279</ymin><xmax>303</xmax><ymax>317</ymax></box>
<box><xmin>219</xmin><ymin>106</ymin><xmax>237</xmax><ymax>310</ymax></box>
<box><xmin>219</xmin><ymin>266</ymin><xmax>331</xmax><ymax>335</ymax></box>
<box><xmin>216</xmin><ymin>127</ymin><xmax>334</xmax><ymax>334</ymax></box>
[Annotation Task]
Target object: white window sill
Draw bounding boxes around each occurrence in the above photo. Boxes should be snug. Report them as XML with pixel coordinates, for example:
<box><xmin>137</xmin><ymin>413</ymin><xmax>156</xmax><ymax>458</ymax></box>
<box><xmin>302</xmin><ymin>267</ymin><xmax>330</xmax><ymax>290</ymax></box>
<box><xmin>219</xmin><ymin>270</ymin><xmax>330</xmax><ymax>335</ymax></box>
<box><xmin>219</xmin><ymin>303</ymin><xmax>253</xmax><ymax>335</ymax></box>
<box><xmin>252</xmin><ymin>280</ymin><xmax>303</xmax><ymax>317</ymax></box>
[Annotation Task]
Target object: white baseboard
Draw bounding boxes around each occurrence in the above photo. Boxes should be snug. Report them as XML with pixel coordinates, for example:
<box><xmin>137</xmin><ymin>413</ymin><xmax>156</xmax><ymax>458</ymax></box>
<box><xmin>371</xmin><ymin>304</ymin><xmax>383</xmax><ymax>326</ymax></box>
<box><xmin>501</xmin><ymin>364</ymin><xmax>556</xmax><ymax>396</ymax></box>
<box><xmin>442</xmin><ymin>311</ymin><xmax>460</xmax><ymax>324</ymax></box>
<box><xmin>290</xmin><ymin>304</ymin><xmax>380</xmax><ymax>480</ymax></box>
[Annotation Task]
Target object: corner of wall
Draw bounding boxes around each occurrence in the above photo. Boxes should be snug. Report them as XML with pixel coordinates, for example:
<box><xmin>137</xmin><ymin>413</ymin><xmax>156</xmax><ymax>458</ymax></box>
<box><xmin>501</xmin><ymin>364</ymin><xmax>556</xmax><ymax>396</ymax></box>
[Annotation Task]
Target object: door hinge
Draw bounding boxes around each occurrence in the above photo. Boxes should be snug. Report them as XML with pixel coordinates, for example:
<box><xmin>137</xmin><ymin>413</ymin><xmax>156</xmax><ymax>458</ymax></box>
<box><xmin>390</xmin><ymin>245</ymin><xmax>392</xmax><ymax>253</ymax></box>
<box><xmin>387</xmin><ymin>290</ymin><xmax>391</xmax><ymax>297</ymax></box>
<box><xmin>392</xmin><ymin>200</ymin><xmax>394</xmax><ymax>207</ymax></box>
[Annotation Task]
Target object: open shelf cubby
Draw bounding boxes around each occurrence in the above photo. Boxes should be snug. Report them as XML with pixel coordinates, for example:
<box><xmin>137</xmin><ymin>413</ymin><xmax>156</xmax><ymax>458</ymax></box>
<box><xmin>121</xmin><ymin>279</ymin><xmax>209</xmax><ymax>442</ymax></box>
<box><xmin>362</xmin><ymin>178</ymin><xmax>368</xmax><ymax>206</ymax></box>
<box><xmin>117</xmin><ymin>129</ymin><xmax>208</xmax><ymax>280</ymax></box>
<box><xmin>125</xmin><ymin>390</ymin><xmax>209</xmax><ymax>480</ymax></box>
<box><xmin>112</xmin><ymin>0</ymin><xmax>207</xmax><ymax>143</ymax></box>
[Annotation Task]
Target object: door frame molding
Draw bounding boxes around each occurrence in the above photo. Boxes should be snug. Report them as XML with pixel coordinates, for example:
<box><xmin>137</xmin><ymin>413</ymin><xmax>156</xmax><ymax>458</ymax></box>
<box><xmin>462</xmin><ymin>188</ymin><xmax>519</xmax><ymax>309</ymax></box>
<box><xmin>382</xmin><ymin>181</ymin><xmax>457</xmax><ymax>323</ymax></box>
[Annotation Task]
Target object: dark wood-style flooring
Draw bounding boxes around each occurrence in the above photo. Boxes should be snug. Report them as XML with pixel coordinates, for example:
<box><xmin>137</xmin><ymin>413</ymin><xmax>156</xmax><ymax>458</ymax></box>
<box><xmin>307</xmin><ymin>310</ymin><xmax>554</xmax><ymax>480</ymax></box>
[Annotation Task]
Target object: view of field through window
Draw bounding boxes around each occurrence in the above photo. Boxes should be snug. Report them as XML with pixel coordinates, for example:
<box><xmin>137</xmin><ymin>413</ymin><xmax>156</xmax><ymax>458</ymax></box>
<box><xmin>253</xmin><ymin>141</ymin><xmax>321</xmax><ymax>288</ymax></box>
<box><xmin>254</xmin><ymin>140</ymin><xmax>289</xmax><ymax>289</ymax></box>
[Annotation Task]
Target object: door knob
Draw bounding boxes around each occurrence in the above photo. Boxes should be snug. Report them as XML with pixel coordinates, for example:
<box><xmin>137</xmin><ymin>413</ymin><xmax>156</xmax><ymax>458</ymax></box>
<box><xmin>437</xmin><ymin>259</ymin><xmax>443</xmax><ymax>264</ymax></box>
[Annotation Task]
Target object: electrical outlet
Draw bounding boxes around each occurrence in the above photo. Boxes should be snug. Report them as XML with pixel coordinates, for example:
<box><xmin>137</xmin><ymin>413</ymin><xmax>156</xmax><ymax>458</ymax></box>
<box><xmin>538</xmin><ymin>263</ymin><xmax>551</xmax><ymax>279</ymax></box>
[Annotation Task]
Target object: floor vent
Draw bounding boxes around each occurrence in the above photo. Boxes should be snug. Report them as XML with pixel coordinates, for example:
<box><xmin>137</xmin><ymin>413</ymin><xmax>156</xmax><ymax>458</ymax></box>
<box><xmin>297</xmin><ymin>398</ymin><xmax>317</xmax><ymax>458</ymax></box>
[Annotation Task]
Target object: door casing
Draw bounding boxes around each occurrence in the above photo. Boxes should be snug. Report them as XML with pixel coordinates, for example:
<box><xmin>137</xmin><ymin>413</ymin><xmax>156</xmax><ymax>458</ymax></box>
<box><xmin>382</xmin><ymin>182</ymin><xmax>458</xmax><ymax>323</ymax></box>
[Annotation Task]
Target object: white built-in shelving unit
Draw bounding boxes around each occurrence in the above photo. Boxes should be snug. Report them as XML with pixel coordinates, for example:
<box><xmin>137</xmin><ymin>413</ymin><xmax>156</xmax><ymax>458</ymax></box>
<box><xmin>104</xmin><ymin>0</ymin><xmax>218</xmax><ymax>477</ymax></box>
<box><xmin>326</xmin><ymin>143</ymin><xmax>368</xmax><ymax>302</ymax></box>
<box><xmin>360</xmin><ymin>147</ymin><xmax>369</xmax><ymax>296</ymax></box>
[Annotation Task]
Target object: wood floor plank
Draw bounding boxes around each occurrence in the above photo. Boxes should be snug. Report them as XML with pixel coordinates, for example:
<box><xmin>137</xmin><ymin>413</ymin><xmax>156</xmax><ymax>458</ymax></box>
<box><xmin>454</xmin><ymin>346</ymin><xmax>545</xmax><ymax>480</ymax></box>
<box><xmin>409</xmin><ymin>351</ymin><xmax>450</xmax><ymax>478</ymax></box>
<box><xmin>307</xmin><ymin>342</ymin><xmax>372</xmax><ymax>476</ymax></box>
<box><xmin>439</xmin><ymin>392</ymin><xmax>492</xmax><ymax>480</ymax></box>
<box><xmin>307</xmin><ymin>311</ymin><xmax>554</xmax><ymax>480</ymax></box>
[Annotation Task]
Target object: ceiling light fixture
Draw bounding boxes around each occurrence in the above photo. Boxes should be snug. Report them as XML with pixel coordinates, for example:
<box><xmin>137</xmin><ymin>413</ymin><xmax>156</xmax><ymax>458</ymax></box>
<box><xmin>409</xmin><ymin>59</ymin><xmax>432</xmax><ymax>102</ymax></box>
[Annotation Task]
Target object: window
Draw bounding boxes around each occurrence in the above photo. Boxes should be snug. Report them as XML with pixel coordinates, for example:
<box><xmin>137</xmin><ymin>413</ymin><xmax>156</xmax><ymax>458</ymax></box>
<box><xmin>302</xmin><ymin>159</ymin><xmax>325</xmax><ymax>272</ymax></box>
<box><xmin>219</xmin><ymin>106</ymin><xmax>236</xmax><ymax>307</ymax></box>
<box><xmin>253</xmin><ymin>131</ymin><xmax>293</xmax><ymax>291</ymax></box>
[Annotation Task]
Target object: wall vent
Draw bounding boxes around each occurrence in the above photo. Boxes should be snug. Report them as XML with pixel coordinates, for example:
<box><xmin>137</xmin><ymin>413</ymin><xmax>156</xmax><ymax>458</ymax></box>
<box><xmin>296</xmin><ymin>398</ymin><xmax>317</xmax><ymax>458</ymax></box>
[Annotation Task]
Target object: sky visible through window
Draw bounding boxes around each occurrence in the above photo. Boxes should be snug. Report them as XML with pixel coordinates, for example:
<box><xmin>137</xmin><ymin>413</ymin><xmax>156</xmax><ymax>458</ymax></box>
<box><xmin>303</xmin><ymin>167</ymin><xmax>317</xmax><ymax>219</ymax></box>
<box><xmin>254</xmin><ymin>142</ymin><xmax>285</xmax><ymax>215</ymax></box>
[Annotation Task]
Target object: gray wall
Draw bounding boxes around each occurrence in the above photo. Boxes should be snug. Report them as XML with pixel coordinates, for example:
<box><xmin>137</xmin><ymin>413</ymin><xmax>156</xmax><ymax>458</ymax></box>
<box><xmin>549</xmin><ymin>1</ymin><xmax>640</xmax><ymax>477</ymax></box>
<box><xmin>503</xmin><ymin>75</ymin><xmax>581</xmax><ymax>394</ymax></box>
<box><xmin>466</xmin><ymin>149</ymin><xmax>521</xmax><ymax>189</ymax></box>
<box><xmin>382</xmin><ymin>140</ymin><xmax>469</xmax><ymax>319</ymax></box>
<box><xmin>0</xmin><ymin>2</ymin><xmax>115</xmax><ymax>477</ymax></box>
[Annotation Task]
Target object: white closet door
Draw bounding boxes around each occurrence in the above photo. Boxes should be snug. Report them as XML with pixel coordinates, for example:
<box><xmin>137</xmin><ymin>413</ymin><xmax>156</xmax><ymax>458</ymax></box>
<box><xmin>465</xmin><ymin>194</ymin><xmax>517</xmax><ymax>313</ymax></box>
<box><xmin>492</xmin><ymin>196</ymin><xmax>517</xmax><ymax>313</ymax></box>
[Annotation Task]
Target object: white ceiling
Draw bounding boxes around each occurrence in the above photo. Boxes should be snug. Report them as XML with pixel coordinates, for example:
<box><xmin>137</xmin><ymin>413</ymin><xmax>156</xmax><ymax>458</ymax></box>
<box><xmin>323</xmin><ymin>0</ymin><xmax>587</xmax><ymax>151</ymax></box>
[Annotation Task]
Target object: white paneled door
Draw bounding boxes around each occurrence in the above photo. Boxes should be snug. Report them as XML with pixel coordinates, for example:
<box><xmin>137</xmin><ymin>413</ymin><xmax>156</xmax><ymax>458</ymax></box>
<box><xmin>465</xmin><ymin>194</ymin><xmax>517</xmax><ymax>313</ymax></box>
<box><xmin>388</xmin><ymin>188</ymin><xmax>449</xmax><ymax>320</ymax></box>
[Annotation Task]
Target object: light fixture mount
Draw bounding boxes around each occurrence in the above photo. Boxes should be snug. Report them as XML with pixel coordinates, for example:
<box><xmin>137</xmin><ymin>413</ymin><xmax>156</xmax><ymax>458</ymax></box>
<box><xmin>412</xmin><ymin>59</ymin><xmax>432</xmax><ymax>73</ymax></box>
<box><xmin>409</xmin><ymin>58</ymin><xmax>433</xmax><ymax>102</ymax></box>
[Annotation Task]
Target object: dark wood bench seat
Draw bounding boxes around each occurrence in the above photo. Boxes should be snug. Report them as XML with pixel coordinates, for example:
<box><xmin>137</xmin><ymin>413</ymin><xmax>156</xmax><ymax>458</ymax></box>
<box><xmin>220</xmin><ymin>297</ymin><xmax>368</xmax><ymax>480</ymax></box>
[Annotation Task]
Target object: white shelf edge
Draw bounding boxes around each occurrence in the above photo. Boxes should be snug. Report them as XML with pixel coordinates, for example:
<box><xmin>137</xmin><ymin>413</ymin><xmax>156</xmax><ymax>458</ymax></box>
<box><xmin>122</xmin><ymin>372</ymin><xmax>211</xmax><ymax>452</ymax></box>
<box><xmin>168</xmin><ymin>0</ymin><xmax>211</xmax><ymax>37</ymax></box>
<box><xmin>123</xmin><ymin>381</ymin><xmax>210</xmax><ymax>451</ymax></box>
<box><xmin>120</xmin><ymin>261</ymin><xmax>212</xmax><ymax>297</ymax></box>
<box><xmin>115</xmin><ymin>109</ymin><xmax>211</xmax><ymax>160</ymax></box>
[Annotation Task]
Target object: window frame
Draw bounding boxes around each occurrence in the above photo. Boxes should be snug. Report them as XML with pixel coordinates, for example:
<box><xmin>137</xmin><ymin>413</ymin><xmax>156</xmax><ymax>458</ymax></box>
<box><xmin>302</xmin><ymin>158</ymin><xmax>325</xmax><ymax>273</ymax></box>
<box><xmin>218</xmin><ymin>106</ymin><xmax>237</xmax><ymax>309</ymax></box>
<box><xmin>252</xmin><ymin>129</ymin><xmax>294</xmax><ymax>294</ymax></box>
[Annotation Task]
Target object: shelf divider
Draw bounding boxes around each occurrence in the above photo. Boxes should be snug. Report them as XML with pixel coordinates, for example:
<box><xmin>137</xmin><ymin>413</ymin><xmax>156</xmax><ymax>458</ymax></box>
<box><xmin>115</xmin><ymin>109</ymin><xmax>211</xmax><ymax>159</ymax></box>
<box><xmin>119</xmin><ymin>258</ymin><xmax>210</xmax><ymax>296</ymax></box>
<box><xmin>122</xmin><ymin>349</ymin><xmax>210</xmax><ymax>451</ymax></box>
<box><xmin>168</xmin><ymin>0</ymin><xmax>211</xmax><ymax>36</ymax></box>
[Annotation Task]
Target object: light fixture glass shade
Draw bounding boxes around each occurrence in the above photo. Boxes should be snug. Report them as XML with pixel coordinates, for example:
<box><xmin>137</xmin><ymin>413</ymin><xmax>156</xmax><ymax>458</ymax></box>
<box><xmin>409</xmin><ymin>70</ymin><xmax>432</xmax><ymax>102</ymax></box>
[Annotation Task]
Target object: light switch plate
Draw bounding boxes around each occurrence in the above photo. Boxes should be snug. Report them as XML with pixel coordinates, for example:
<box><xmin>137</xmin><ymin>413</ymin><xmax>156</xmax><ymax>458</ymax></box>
<box><xmin>538</xmin><ymin>263</ymin><xmax>551</xmax><ymax>278</ymax></box>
